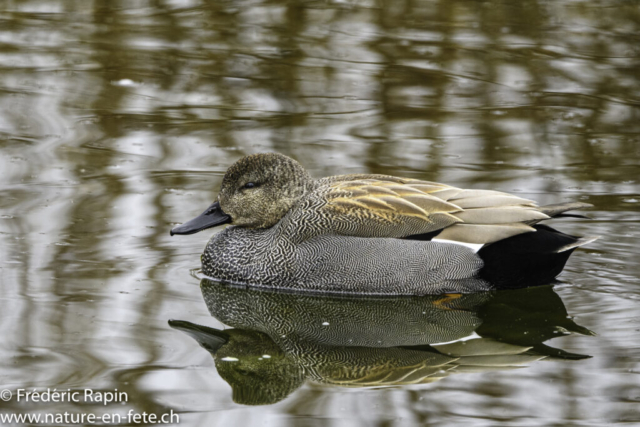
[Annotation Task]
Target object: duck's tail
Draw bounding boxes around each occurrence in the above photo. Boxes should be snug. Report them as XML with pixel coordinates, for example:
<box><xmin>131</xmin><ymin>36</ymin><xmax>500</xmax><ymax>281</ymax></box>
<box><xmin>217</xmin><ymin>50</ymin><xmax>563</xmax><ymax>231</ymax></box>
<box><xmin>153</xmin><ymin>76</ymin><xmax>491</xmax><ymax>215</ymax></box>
<box><xmin>477</xmin><ymin>220</ymin><xmax>599</xmax><ymax>289</ymax></box>
<box><xmin>537</xmin><ymin>201</ymin><xmax>593</xmax><ymax>220</ymax></box>
<box><xmin>430</xmin><ymin>201</ymin><xmax>595</xmax><ymax>245</ymax></box>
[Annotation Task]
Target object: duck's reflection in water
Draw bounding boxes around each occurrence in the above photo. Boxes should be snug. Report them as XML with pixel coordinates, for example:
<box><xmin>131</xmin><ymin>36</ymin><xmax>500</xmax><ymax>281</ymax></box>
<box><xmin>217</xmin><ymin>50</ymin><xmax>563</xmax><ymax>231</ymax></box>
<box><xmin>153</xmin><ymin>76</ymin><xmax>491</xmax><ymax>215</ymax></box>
<box><xmin>170</xmin><ymin>280</ymin><xmax>593</xmax><ymax>406</ymax></box>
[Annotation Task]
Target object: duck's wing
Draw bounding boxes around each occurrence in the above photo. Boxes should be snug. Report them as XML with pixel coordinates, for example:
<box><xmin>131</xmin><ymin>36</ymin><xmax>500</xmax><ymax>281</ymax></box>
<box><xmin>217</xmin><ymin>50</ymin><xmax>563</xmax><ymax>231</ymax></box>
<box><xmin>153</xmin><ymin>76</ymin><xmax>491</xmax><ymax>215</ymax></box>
<box><xmin>311</xmin><ymin>175</ymin><xmax>552</xmax><ymax>244</ymax></box>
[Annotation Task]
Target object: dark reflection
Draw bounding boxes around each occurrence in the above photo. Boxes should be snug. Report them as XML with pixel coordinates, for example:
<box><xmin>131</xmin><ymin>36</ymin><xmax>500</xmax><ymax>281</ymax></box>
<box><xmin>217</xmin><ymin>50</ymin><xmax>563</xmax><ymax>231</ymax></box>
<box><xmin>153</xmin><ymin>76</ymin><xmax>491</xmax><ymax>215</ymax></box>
<box><xmin>170</xmin><ymin>279</ymin><xmax>593</xmax><ymax>406</ymax></box>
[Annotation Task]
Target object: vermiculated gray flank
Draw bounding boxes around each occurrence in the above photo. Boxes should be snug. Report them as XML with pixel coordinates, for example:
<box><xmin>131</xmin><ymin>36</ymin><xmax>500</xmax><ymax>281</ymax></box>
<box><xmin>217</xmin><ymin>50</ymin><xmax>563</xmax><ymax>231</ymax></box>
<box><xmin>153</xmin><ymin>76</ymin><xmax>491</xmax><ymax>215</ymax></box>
<box><xmin>202</xmin><ymin>221</ymin><xmax>489</xmax><ymax>295</ymax></box>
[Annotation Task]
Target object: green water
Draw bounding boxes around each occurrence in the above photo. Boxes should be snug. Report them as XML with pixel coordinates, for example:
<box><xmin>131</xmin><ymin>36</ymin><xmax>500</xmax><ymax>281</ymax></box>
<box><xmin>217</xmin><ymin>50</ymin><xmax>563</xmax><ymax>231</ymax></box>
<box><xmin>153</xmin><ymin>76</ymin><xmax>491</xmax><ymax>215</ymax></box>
<box><xmin>0</xmin><ymin>1</ymin><xmax>639</xmax><ymax>425</ymax></box>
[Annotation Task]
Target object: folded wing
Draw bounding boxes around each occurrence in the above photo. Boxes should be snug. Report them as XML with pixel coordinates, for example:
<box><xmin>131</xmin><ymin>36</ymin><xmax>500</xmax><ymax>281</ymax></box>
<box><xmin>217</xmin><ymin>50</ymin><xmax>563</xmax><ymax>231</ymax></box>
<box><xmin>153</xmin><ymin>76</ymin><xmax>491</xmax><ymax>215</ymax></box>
<box><xmin>314</xmin><ymin>175</ymin><xmax>552</xmax><ymax>244</ymax></box>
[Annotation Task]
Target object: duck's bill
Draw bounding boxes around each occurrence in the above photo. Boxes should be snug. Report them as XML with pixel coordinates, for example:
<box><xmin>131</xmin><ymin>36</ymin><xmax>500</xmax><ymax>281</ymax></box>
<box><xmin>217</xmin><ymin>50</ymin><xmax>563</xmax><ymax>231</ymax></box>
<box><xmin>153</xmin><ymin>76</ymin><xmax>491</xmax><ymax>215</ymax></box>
<box><xmin>168</xmin><ymin>319</ymin><xmax>229</xmax><ymax>353</ymax></box>
<box><xmin>170</xmin><ymin>201</ymin><xmax>231</xmax><ymax>236</ymax></box>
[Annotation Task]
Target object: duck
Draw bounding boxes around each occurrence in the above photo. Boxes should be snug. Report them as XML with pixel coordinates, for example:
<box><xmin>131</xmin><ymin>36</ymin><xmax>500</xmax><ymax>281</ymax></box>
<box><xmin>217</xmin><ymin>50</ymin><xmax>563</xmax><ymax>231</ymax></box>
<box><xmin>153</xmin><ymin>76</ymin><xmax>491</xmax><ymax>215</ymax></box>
<box><xmin>170</xmin><ymin>153</ymin><xmax>597</xmax><ymax>295</ymax></box>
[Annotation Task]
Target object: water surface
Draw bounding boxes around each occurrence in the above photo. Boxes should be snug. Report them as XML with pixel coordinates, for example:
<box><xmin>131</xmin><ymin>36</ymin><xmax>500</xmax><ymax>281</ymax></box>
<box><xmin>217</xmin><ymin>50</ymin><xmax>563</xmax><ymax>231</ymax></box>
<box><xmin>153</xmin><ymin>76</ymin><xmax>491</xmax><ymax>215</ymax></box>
<box><xmin>1</xmin><ymin>0</ymin><xmax>639</xmax><ymax>425</ymax></box>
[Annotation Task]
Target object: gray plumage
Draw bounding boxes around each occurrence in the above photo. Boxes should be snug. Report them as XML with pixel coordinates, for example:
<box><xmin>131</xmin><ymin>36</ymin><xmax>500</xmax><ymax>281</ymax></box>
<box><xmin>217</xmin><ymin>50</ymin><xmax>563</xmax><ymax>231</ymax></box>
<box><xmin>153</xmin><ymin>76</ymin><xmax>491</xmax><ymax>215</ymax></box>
<box><xmin>203</xmin><ymin>222</ymin><xmax>491</xmax><ymax>295</ymax></box>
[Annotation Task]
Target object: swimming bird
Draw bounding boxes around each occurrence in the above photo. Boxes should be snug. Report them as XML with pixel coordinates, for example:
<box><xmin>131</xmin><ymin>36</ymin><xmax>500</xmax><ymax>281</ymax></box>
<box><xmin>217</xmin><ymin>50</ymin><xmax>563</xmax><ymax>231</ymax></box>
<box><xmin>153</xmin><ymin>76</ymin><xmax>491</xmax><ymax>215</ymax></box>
<box><xmin>170</xmin><ymin>153</ymin><xmax>597</xmax><ymax>295</ymax></box>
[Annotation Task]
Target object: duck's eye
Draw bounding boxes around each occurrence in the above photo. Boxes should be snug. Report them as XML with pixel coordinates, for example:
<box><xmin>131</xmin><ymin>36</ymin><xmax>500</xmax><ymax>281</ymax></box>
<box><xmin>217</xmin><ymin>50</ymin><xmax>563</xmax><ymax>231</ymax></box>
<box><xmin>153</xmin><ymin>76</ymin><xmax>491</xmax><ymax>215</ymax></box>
<box><xmin>243</xmin><ymin>182</ymin><xmax>256</xmax><ymax>189</ymax></box>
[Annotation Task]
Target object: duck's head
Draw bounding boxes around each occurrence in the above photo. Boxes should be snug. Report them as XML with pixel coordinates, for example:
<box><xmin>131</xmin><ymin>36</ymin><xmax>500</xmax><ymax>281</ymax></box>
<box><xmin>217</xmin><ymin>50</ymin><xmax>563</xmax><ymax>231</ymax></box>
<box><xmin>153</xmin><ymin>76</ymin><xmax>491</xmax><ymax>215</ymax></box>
<box><xmin>170</xmin><ymin>153</ymin><xmax>313</xmax><ymax>235</ymax></box>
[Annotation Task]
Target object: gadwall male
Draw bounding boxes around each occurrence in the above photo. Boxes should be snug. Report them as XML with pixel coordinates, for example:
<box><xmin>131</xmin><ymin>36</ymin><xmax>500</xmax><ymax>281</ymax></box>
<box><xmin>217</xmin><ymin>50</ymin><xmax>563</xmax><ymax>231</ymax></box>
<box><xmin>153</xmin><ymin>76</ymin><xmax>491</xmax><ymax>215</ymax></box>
<box><xmin>170</xmin><ymin>153</ymin><xmax>597</xmax><ymax>295</ymax></box>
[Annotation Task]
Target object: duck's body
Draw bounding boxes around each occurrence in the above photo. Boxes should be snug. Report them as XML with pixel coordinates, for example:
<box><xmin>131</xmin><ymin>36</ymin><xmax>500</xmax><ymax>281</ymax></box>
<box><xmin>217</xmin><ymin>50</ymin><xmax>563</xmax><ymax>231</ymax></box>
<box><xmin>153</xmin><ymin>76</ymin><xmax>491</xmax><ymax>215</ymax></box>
<box><xmin>203</xmin><ymin>222</ymin><xmax>489</xmax><ymax>294</ymax></box>
<box><xmin>172</xmin><ymin>153</ymin><xmax>597</xmax><ymax>295</ymax></box>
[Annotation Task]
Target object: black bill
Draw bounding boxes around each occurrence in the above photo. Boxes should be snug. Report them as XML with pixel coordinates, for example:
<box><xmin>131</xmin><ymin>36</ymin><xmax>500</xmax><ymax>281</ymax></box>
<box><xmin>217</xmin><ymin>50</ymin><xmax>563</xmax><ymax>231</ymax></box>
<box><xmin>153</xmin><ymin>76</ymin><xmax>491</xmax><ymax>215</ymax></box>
<box><xmin>170</xmin><ymin>201</ymin><xmax>231</xmax><ymax>236</ymax></box>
